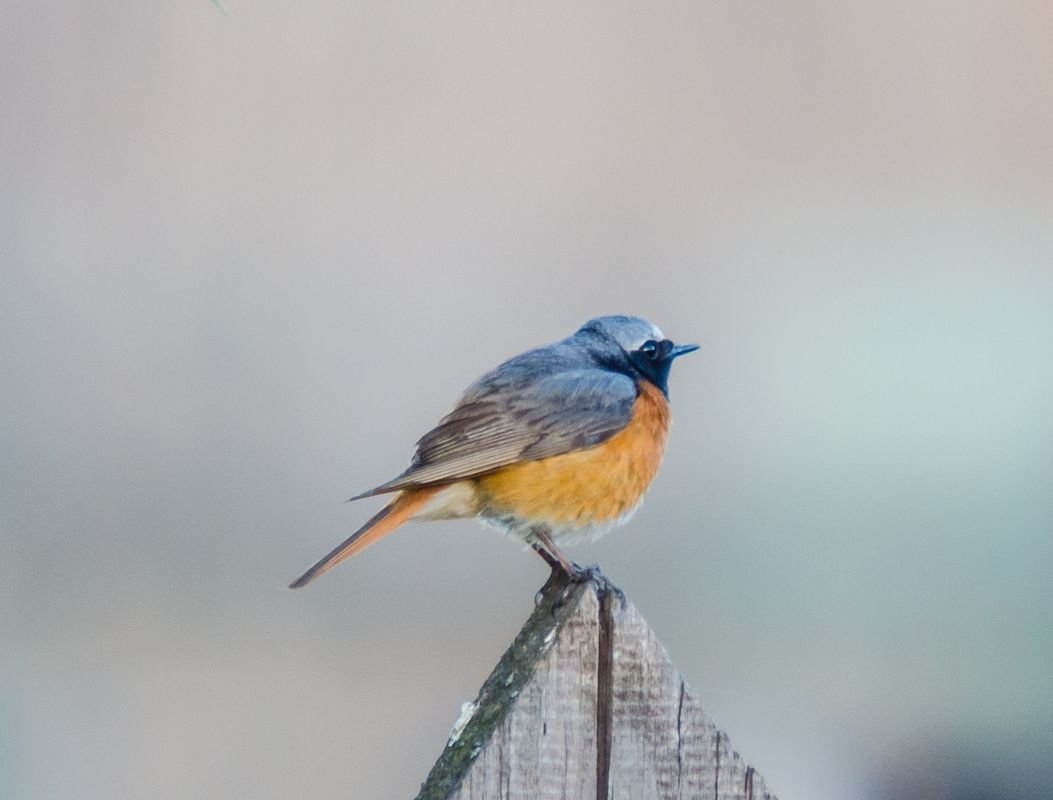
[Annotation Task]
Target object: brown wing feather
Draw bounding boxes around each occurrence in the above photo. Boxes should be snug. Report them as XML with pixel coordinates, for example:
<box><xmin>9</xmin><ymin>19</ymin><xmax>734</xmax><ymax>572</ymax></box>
<box><xmin>351</xmin><ymin>368</ymin><xmax>638</xmax><ymax>499</ymax></box>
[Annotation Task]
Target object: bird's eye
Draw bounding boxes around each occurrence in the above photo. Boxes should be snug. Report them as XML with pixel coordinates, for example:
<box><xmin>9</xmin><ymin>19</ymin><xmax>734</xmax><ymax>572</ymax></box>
<box><xmin>639</xmin><ymin>340</ymin><xmax>659</xmax><ymax>359</ymax></box>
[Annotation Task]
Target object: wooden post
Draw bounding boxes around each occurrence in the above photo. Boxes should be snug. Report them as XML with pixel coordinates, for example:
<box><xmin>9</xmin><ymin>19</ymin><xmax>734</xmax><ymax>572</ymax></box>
<box><xmin>416</xmin><ymin>574</ymin><xmax>778</xmax><ymax>800</ymax></box>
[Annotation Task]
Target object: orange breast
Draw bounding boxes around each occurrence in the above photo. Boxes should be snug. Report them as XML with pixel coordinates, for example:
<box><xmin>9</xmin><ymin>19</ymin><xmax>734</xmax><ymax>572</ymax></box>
<box><xmin>477</xmin><ymin>381</ymin><xmax>671</xmax><ymax>526</ymax></box>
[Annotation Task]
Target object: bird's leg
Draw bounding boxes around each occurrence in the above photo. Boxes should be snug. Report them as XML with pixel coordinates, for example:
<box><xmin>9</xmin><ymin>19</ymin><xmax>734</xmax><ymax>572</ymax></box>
<box><xmin>532</xmin><ymin>551</ymin><xmax>566</xmax><ymax>607</ymax></box>
<box><xmin>531</xmin><ymin>527</ymin><xmax>578</xmax><ymax>576</ymax></box>
<box><xmin>531</xmin><ymin>528</ymin><xmax>577</xmax><ymax>608</ymax></box>
<box><xmin>531</xmin><ymin>526</ymin><xmax>626</xmax><ymax>607</ymax></box>
<box><xmin>530</xmin><ymin>542</ymin><xmax>560</xmax><ymax>572</ymax></box>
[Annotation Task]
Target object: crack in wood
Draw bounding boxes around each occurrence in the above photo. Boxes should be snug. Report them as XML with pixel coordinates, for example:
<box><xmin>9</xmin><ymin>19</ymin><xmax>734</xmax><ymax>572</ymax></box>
<box><xmin>595</xmin><ymin>587</ymin><xmax>614</xmax><ymax>800</ymax></box>
<box><xmin>713</xmin><ymin>730</ymin><xmax>721</xmax><ymax>800</ymax></box>
<box><xmin>675</xmin><ymin>678</ymin><xmax>686</xmax><ymax>795</ymax></box>
<box><xmin>415</xmin><ymin>576</ymin><xmax>778</xmax><ymax>800</ymax></box>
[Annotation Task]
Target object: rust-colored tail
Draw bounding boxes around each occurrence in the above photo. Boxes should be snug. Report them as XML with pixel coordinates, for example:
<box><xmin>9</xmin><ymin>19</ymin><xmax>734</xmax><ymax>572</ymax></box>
<box><xmin>288</xmin><ymin>488</ymin><xmax>437</xmax><ymax>589</ymax></box>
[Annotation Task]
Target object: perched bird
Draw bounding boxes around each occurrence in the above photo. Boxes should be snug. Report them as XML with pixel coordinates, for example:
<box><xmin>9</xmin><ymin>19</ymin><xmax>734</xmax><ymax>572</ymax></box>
<box><xmin>289</xmin><ymin>315</ymin><xmax>698</xmax><ymax>588</ymax></box>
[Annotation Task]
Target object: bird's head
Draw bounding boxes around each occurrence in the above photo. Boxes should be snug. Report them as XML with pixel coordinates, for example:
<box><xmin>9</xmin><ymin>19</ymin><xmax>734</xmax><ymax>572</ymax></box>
<box><xmin>577</xmin><ymin>315</ymin><xmax>699</xmax><ymax>396</ymax></box>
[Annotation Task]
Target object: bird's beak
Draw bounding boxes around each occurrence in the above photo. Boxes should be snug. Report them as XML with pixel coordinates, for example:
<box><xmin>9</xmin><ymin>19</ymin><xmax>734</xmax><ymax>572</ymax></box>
<box><xmin>669</xmin><ymin>342</ymin><xmax>700</xmax><ymax>358</ymax></box>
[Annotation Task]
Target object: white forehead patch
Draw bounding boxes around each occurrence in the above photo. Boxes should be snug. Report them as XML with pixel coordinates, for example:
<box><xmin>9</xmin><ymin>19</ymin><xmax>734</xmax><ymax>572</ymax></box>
<box><xmin>628</xmin><ymin>325</ymin><xmax>664</xmax><ymax>350</ymax></box>
<box><xmin>627</xmin><ymin>328</ymin><xmax>661</xmax><ymax>349</ymax></box>
<box><xmin>577</xmin><ymin>315</ymin><xmax>665</xmax><ymax>351</ymax></box>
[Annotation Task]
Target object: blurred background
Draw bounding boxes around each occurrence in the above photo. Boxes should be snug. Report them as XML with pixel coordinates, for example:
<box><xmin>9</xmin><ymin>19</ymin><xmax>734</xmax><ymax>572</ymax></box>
<box><xmin>2</xmin><ymin>2</ymin><xmax>1052</xmax><ymax>798</ymax></box>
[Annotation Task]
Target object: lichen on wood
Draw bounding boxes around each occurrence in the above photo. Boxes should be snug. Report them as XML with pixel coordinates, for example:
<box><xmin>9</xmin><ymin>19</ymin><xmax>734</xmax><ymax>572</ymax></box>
<box><xmin>415</xmin><ymin>574</ymin><xmax>591</xmax><ymax>800</ymax></box>
<box><xmin>415</xmin><ymin>571</ymin><xmax>777</xmax><ymax>800</ymax></box>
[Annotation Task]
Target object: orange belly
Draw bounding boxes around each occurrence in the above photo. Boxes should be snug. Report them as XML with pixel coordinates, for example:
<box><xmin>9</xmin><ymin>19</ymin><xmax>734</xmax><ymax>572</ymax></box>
<box><xmin>476</xmin><ymin>381</ymin><xmax>671</xmax><ymax>527</ymax></box>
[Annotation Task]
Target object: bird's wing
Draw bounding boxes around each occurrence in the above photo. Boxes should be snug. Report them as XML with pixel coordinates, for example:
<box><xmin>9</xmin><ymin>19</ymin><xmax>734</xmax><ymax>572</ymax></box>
<box><xmin>353</xmin><ymin>368</ymin><xmax>638</xmax><ymax>497</ymax></box>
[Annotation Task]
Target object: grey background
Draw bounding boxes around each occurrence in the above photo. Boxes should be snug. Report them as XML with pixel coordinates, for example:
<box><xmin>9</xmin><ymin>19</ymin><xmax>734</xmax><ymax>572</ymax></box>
<box><xmin>3</xmin><ymin>2</ymin><xmax>1052</xmax><ymax>799</ymax></box>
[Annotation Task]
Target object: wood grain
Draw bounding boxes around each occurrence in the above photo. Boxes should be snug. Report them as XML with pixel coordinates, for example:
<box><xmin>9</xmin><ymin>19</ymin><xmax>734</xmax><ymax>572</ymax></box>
<box><xmin>415</xmin><ymin>574</ymin><xmax>777</xmax><ymax>800</ymax></box>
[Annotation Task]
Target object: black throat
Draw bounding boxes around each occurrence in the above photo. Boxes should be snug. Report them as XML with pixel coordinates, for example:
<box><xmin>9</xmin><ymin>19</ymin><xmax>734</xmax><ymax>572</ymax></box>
<box><xmin>592</xmin><ymin>349</ymin><xmax>671</xmax><ymax>397</ymax></box>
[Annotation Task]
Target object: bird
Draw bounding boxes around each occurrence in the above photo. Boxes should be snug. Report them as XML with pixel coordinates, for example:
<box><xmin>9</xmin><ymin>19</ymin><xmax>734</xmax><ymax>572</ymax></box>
<box><xmin>289</xmin><ymin>315</ymin><xmax>698</xmax><ymax>589</ymax></box>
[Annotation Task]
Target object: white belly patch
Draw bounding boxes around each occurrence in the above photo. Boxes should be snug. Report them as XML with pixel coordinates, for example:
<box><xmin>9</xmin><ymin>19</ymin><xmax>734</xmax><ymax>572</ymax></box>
<box><xmin>478</xmin><ymin>497</ymin><xmax>644</xmax><ymax>547</ymax></box>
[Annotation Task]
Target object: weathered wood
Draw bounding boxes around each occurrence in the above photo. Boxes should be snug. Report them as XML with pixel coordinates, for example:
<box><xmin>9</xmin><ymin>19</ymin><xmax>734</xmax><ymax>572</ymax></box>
<box><xmin>416</xmin><ymin>574</ymin><xmax>777</xmax><ymax>800</ymax></box>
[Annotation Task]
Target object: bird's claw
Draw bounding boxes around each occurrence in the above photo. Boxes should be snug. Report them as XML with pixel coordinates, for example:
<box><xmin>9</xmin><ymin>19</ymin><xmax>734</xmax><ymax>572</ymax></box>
<box><xmin>534</xmin><ymin>561</ymin><xmax>626</xmax><ymax>611</ymax></box>
<box><xmin>568</xmin><ymin>562</ymin><xmax>626</xmax><ymax>608</ymax></box>
<box><xmin>535</xmin><ymin>561</ymin><xmax>577</xmax><ymax>609</ymax></box>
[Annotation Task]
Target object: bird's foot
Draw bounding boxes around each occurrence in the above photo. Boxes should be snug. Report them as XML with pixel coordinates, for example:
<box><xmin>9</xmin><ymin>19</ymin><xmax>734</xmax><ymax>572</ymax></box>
<box><xmin>531</xmin><ymin>541</ymin><xmax>626</xmax><ymax>610</ymax></box>
<box><xmin>567</xmin><ymin>562</ymin><xmax>626</xmax><ymax>608</ymax></box>
<box><xmin>535</xmin><ymin>563</ymin><xmax>572</xmax><ymax>607</ymax></box>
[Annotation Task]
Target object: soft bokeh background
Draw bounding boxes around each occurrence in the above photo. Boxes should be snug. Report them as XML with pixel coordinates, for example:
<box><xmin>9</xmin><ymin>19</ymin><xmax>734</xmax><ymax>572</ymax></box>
<box><xmin>3</xmin><ymin>2</ymin><xmax>1052</xmax><ymax>798</ymax></box>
